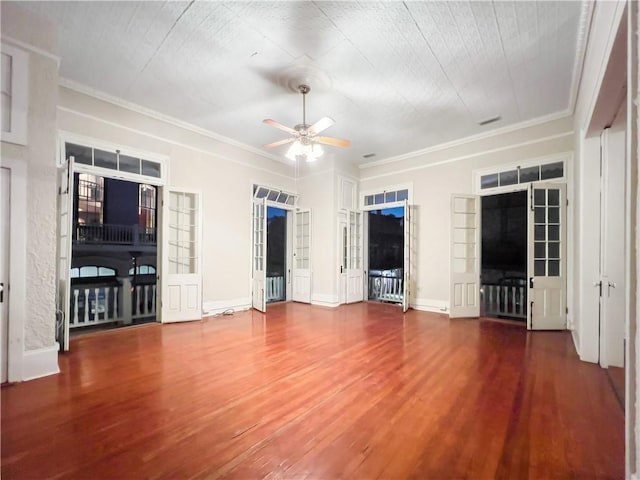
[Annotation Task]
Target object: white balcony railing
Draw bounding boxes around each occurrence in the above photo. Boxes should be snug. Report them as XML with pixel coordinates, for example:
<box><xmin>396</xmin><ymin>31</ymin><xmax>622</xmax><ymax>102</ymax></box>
<box><xmin>481</xmin><ymin>283</ymin><xmax>527</xmax><ymax>319</ymax></box>
<box><xmin>369</xmin><ymin>269</ymin><xmax>403</xmax><ymax>303</ymax></box>
<box><xmin>70</xmin><ymin>280</ymin><xmax>156</xmax><ymax>329</ymax></box>
<box><xmin>266</xmin><ymin>275</ymin><xmax>285</xmax><ymax>303</ymax></box>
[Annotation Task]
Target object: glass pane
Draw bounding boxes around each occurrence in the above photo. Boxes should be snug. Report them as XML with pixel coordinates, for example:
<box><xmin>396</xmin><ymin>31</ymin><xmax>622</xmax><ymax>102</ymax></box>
<box><xmin>267</xmin><ymin>190</ymin><xmax>279</xmax><ymax>201</ymax></box>
<box><xmin>365</xmin><ymin>195</ymin><xmax>373</xmax><ymax>206</ymax></box>
<box><xmin>385</xmin><ymin>191</ymin><xmax>396</xmax><ymax>203</ymax></box>
<box><xmin>535</xmin><ymin>207</ymin><xmax>545</xmax><ymax>223</ymax></box>
<box><xmin>519</xmin><ymin>166</ymin><xmax>539</xmax><ymax>183</ymax></box>
<box><xmin>548</xmin><ymin>207</ymin><xmax>559</xmax><ymax>223</ymax></box>
<box><xmin>541</xmin><ymin>162</ymin><xmax>564</xmax><ymax>180</ymax></box>
<box><xmin>286</xmin><ymin>196</ymin><xmax>296</xmax><ymax>205</ymax></box>
<box><xmin>255</xmin><ymin>187</ymin><xmax>268</xmax><ymax>199</ymax></box>
<box><xmin>534</xmin><ymin>260</ymin><xmax>545</xmax><ymax>276</ymax></box>
<box><xmin>98</xmin><ymin>267</ymin><xmax>115</xmax><ymax>276</ymax></box>
<box><xmin>81</xmin><ymin>266</ymin><xmax>98</xmax><ymax>277</ymax></box>
<box><xmin>534</xmin><ymin>189</ymin><xmax>546</xmax><ymax>206</ymax></box>
<box><xmin>141</xmin><ymin>160</ymin><xmax>161</xmax><ymax>178</ymax></box>
<box><xmin>119</xmin><ymin>155</ymin><xmax>140</xmax><ymax>174</ymax></box>
<box><xmin>534</xmin><ymin>242</ymin><xmax>546</xmax><ymax>259</ymax></box>
<box><xmin>374</xmin><ymin>193</ymin><xmax>384</xmax><ymax>204</ymax></box>
<box><xmin>548</xmin><ymin>189</ymin><xmax>560</xmax><ymax>206</ymax></box>
<box><xmin>396</xmin><ymin>189</ymin><xmax>408</xmax><ymax>201</ymax></box>
<box><xmin>276</xmin><ymin>192</ymin><xmax>289</xmax><ymax>204</ymax></box>
<box><xmin>548</xmin><ymin>225</ymin><xmax>559</xmax><ymax>241</ymax></box>
<box><xmin>66</xmin><ymin>142</ymin><xmax>93</xmax><ymax>165</ymax></box>
<box><xmin>499</xmin><ymin>170</ymin><xmax>518</xmax><ymax>186</ymax></box>
<box><xmin>481</xmin><ymin>174</ymin><xmax>498</xmax><ymax>189</ymax></box>
<box><xmin>535</xmin><ymin>225</ymin><xmax>546</xmax><ymax>241</ymax></box>
<box><xmin>548</xmin><ymin>242</ymin><xmax>560</xmax><ymax>259</ymax></box>
<box><xmin>548</xmin><ymin>260</ymin><xmax>560</xmax><ymax>276</ymax></box>
<box><xmin>94</xmin><ymin>149</ymin><xmax>117</xmax><ymax>170</ymax></box>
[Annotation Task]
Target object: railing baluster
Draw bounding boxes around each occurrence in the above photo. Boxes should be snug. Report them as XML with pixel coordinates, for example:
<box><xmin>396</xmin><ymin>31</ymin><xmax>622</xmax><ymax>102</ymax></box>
<box><xmin>144</xmin><ymin>285</ymin><xmax>150</xmax><ymax>314</ymax></box>
<box><xmin>94</xmin><ymin>288</ymin><xmax>100</xmax><ymax>322</ymax></box>
<box><xmin>136</xmin><ymin>286</ymin><xmax>142</xmax><ymax>316</ymax></box>
<box><xmin>84</xmin><ymin>288</ymin><xmax>90</xmax><ymax>324</ymax></box>
<box><xmin>73</xmin><ymin>289</ymin><xmax>79</xmax><ymax>325</ymax></box>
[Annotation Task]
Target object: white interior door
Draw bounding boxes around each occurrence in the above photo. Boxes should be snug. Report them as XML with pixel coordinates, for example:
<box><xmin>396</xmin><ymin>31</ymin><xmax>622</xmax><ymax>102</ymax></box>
<box><xmin>599</xmin><ymin>125</ymin><xmax>626</xmax><ymax>367</ymax></box>
<box><xmin>528</xmin><ymin>182</ymin><xmax>566</xmax><ymax>330</ymax></box>
<box><xmin>1</xmin><ymin>167</ymin><xmax>9</xmax><ymax>381</ymax></box>
<box><xmin>403</xmin><ymin>200</ymin><xmax>411</xmax><ymax>312</ymax></box>
<box><xmin>450</xmin><ymin>195</ymin><xmax>480</xmax><ymax>318</ymax></box>
<box><xmin>252</xmin><ymin>198</ymin><xmax>266</xmax><ymax>312</ymax></box>
<box><xmin>293</xmin><ymin>209</ymin><xmax>311</xmax><ymax>303</ymax></box>
<box><xmin>162</xmin><ymin>189</ymin><xmax>202</xmax><ymax>322</ymax></box>
<box><xmin>57</xmin><ymin>157</ymin><xmax>74</xmax><ymax>350</ymax></box>
<box><xmin>347</xmin><ymin>210</ymin><xmax>364</xmax><ymax>303</ymax></box>
<box><xmin>338</xmin><ymin>213</ymin><xmax>347</xmax><ymax>305</ymax></box>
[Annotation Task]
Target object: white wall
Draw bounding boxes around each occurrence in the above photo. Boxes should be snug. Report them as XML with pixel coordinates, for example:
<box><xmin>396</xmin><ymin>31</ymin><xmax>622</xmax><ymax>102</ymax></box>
<box><xmin>359</xmin><ymin>116</ymin><xmax>574</xmax><ymax>312</ymax></box>
<box><xmin>57</xmin><ymin>86</ymin><xmax>296</xmax><ymax>314</ymax></box>
<box><xmin>1</xmin><ymin>3</ymin><xmax>60</xmax><ymax>379</ymax></box>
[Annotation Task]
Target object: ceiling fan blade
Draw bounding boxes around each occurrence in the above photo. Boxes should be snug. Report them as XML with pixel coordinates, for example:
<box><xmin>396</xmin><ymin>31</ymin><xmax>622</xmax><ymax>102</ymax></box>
<box><xmin>263</xmin><ymin>118</ymin><xmax>297</xmax><ymax>135</ymax></box>
<box><xmin>308</xmin><ymin>117</ymin><xmax>335</xmax><ymax>135</ymax></box>
<box><xmin>264</xmin><ymin>138</ymin><xmax>295</xmax><ymax>148</ymax></box>
<box><xmin>316</xmin><ymin>136</ymin><xmax>351</xmax><ymax>148</ymax></box>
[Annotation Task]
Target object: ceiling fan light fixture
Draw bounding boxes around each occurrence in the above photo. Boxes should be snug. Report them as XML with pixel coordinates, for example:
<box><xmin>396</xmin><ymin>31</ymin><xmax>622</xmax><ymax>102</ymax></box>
<box><xmin>286</xmin><ymin>140</ymin><xmax>323</xmax><ymax>162</ymax></box>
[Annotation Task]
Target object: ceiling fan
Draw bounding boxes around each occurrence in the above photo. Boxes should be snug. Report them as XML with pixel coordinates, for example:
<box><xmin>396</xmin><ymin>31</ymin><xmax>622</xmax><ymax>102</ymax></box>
<box><xmin>263</xmin><ymin>84</ymin><xmax>350</xmax><ymax>161</ymax></box>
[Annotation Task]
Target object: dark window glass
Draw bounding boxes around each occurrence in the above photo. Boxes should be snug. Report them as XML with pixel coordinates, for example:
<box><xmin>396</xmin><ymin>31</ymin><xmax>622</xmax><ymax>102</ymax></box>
<box><xmin>267</xmin><ymin>190</ymin><xmax>279</xmax><ymax>201</ymax></box>
<box><xmin>141</xmin><ymin>160</ymin><xmax>161</xmax><ymax>178</ymax></box>
<box><xmin>548</xmin><ymin>225</ymin><xmax>560</xmax><ymax>241</ymax></box>
<box><xmin>548</xmin><ymin>260</ymin><xmax>560</xmax><ymax>276</ymax></box>
<box><xmin>548</xmin><ymin>207</ymin><xmax>559</xmax><ymax>223</ymax></box>
<box><xmin>534</xmin><ymin>189</ymin><xmax>546</xmax><ymax>206</ymax></box>
<box><xmin>548</xmin><ymin>189</ymin><xmax>560</xmax><ymax>206</ymax></box>
<box><xmin>94</xmin><ymin>149</ymin><xmax>117</xmax><ymax>170</ymax></box>
<box><xmin>66</xmin><ymin>142</ymin><xmax>92</xmax><ymax>165</ymax></box>
<box><xmin>519</xmin><ymin>166</ymin><xmax>540</xmax><ymax>183</ymax></box>
<box><xmin>535</xmin><ymin>207</ymin><xmax>545</xmax><ymax>223</ymax></box>
<box><xmin>534</xmin><ymin>242</ymin><xmax>546</xmax><ymax>258</ymax></box>
<box><xmin>499</xmin><ymin>170</ymin><xmax>518</xmax><ymax>186</ymax></box>
<box><xmin>548</xmin><ymin>242</ymin><xmax>560</xmax><ymax>259</ymax></box>
<box><xmin>535</xmin><ymin>225</ymin><xmax>546</xmax><ymax>241</ymax></box>
<box><xmin>535</xmin><ymin>260</ymin><xmax>545</xmax><ymax>276</ymax></box>
<box><xmin>385</xmin><ymin>191</ymin><xmax>396</xmax><ymax>203</ymax></box>
<box><xmin>255</xmin><ymin>187</ymin><xmax>268</xmax><ymax>199</ymax></box>
<box><xmin>365</xmin><ymin>195</ymin><xmax>373</xmax><ymax>206</ymax></box>
<box><xmin>119</xmin><ymin>155</ymin><xmax>140</xmax><ymax>174</ymax></box>
<box><xmin>374</xmin><ymin>193</ymin><xmax>384</xmax><ymax>204</ymax></box>
<box><xmin>481</xmin><ymin>174</ymin><xmax>498</xmax><ymax>189</ymax></box>
<box><xmin>396</xmin><ymin>189</ymin><xmax>408</xmax><ymax>201</ymax></box>
<box><xmin>541</xmin><ymin>162</ymin><xmax>564</xmax><ymax>180</ymax></box>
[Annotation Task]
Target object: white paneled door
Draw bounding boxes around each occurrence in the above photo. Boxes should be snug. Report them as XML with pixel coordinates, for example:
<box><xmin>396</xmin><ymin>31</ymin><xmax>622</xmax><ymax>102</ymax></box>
<box><xmin>293</xmin><ymin>209</ymin><xmax>311</xmax><ymax>303</ymax></box>
<box><xmin>1</xmin><ymin>168</ymin><xmax>9</xmax><ymax>381</ymax></box>
<box><xmin>528</xmin><ymin>183</ymin><xmax>566</xmax><ymax>330</ymax></box>
<box><xmin>450</xmin><ymin>195</ymin><xmax>480</xmax><ymax>318</ymax></box>
<box><xmin>599</xmin><ymin>126</ymin><xmax>626</xmax><ymax>366</ymax></box>
<box><xmin>403</xmin><ymin>200</ymin><xmax>411</xmax><ymax>313</ymax></box>
<box><xmin>252</xmin><ymin>198</ymin><xmax>267</xmax><ymax>313</ymax></box>
<box><xmin>57</xmin><ymin>157</ymin><xmax>74</xmax><ymax>350</ymax></box>
<box><xmin>162</xmin><ymin>189</ymin><xmax>202</xmax><ymax>322</ymax></box>
<box><xmin>347</xmin><ymin>210</ymin><xmax>364</xmax><ymax>303</ymax></box>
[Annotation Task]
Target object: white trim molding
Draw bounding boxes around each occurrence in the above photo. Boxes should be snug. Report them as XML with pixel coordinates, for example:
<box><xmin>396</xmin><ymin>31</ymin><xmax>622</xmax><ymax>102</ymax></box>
<box><xmin>202</xmin><ymin>298</ymin><xmax>251</xmax><ymax>316</ymax></box>
<box><xmin>22</xmin><ymin>344</ymin><xmax>60</xmax><ymax>381</ymax></box>
<box><xmin>412</xmin><ymin>298</ymin><xmax>449</xmax><ymax>314</ymax></box>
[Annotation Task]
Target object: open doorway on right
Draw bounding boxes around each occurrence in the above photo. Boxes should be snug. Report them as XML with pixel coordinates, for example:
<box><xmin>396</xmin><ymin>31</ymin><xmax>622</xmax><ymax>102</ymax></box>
<box><xmin>481</xmin><ymin>191</ymin><xmax>527</xmax><ymax>322</ymax></box>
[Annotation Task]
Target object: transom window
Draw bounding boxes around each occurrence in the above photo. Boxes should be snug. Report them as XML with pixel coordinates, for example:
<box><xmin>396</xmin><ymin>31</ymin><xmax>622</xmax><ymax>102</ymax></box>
<box><xmin>253</xmin><ymin>185</ymin><xmax>297</xmax><ymax>206</ymax></box>
<box><xmin>479</xmin><ymin>161</ymin><xmax>564</xmax><ymax>191</ymax></box>
<box><xmin>65</xmin><ymin>142</ymin><xmax>162</xmax><ymax>179</ymax></box>
<box><xmin>363</xmin><ymin>188</ymin><xmax>409</xmax><ymax>208</ymax></box>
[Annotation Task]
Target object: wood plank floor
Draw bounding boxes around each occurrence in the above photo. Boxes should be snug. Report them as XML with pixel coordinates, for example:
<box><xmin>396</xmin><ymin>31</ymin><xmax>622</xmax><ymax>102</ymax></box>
<box><xmin>2</xmin><ymin>302</ymin><xmax>624</xmax><ymax>479</ymax></box>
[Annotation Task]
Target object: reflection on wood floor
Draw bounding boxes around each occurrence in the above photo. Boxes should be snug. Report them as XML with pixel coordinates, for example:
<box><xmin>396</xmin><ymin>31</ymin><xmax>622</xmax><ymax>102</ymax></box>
<box><xmin>1</xmin><ymin>302</ymin><xmax>624</xmax><ymax>479</ymax></box>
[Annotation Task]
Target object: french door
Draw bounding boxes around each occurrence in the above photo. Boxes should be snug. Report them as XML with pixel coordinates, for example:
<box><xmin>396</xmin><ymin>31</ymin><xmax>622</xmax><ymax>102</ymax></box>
<box><xmin>292</xmin><ymin>209</ymin><xmax>311</xmax><ymax>303</ymax></box>
<box><xmin>449</xmin><ymin>195</ymin><xmax>480</xmax><ymax>318</ymax></box>
<box><xmin>162</xmin><ymin>188</ymin><xmax>202</xmax><ymax>322</ymax></box>
<box><xmin>57</xmin><ymin>156</ymin><xmax>74</xmax><ymax>350</ymax></box>
<box><xmin>252</xmin><ymin>198</ymin><xmax>267</xmax><ymax>312</ymax></box>
<box><xmin>346</xmin><ymin>210</ymin><xmax>364</xmax><ymax>303</ymax></box>
<box><xmin>527</xmin><ymin>182</ymin><xmax>566</xmax><ymax>330</ymax></box>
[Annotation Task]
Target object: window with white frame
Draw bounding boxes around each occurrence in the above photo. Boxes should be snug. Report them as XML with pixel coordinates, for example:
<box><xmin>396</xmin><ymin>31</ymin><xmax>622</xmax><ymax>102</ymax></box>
<box><xmin>362</xmin><ymin>187</ymin><xmax>410</xmax><ymax>209</ymax></box>
<box><xmin>253</xmin><ymin>184</ymin><xmax>297</xmax><ymax>206</ymax></box>
<box><xmin>1</xmin><ymin>43</ymin><xmax>28</xmax><ymax>145</ymax></box>
<box><xmin>477</xmin><ymin>159</ymin><xmax>565</xmax><ymax>193</ymax></box>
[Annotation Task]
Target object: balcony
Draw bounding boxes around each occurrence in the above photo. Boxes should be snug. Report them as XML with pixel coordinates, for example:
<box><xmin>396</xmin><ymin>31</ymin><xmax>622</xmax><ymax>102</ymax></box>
<box><xmin>369</xmin><ymin>269</ymin><xmax>404</xmax><ymax>303</ymax></box>
<box><xmin>74</xmin><ymin>223</ymin><xmax>156</xmax><ymax>246</ymax></box>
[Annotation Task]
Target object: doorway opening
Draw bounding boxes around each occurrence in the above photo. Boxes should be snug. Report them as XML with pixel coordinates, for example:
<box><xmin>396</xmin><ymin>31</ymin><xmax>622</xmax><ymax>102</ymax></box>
<box><xmin>481</xmin><ymin>191</ymin><xmax>527</xmax><ymax>321</ymax></box>
<box><xmin>69</xmin><ymin>173</ymin><xmax>159</xmax><ymax>335</ymax></box>
<box><xmin>266</xmin><ymin>206</ymin><xmax>287</xmax><ymax>303</ymax></box>
<box><xmin>368</xmin><ymin>206</ymin><xmax>404</xmax><ymax>304</ymax></box>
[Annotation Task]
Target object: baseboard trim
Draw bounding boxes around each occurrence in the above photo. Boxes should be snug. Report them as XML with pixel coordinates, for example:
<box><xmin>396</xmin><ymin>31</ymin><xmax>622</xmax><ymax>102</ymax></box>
<box><xmin>311</xmin><ymin>294</ymin><xmax>339</xmax><ymax>308</ymax></box>
<box><xmin>412</xmin><ymin>298</ymin><xmax>449</xmax><ymax>314</ymax></box>
<box><xmin>203</xmin><ymin>298</ymin><xmax>251</xmax><ymax>316</ymax></box>
<box><xmin>22</xmin><ymin>344</ymin><xmax>60</xmax><ymax>381</ymax></box>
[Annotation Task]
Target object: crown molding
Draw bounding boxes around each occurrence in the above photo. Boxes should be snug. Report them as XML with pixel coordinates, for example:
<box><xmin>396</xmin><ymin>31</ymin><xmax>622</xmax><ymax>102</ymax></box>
<box><xmin>58</xmin><ymin>77</ymin><xmax>285</xmax><ymax>164</ymax></box>
<box><xmin>359</xmin><ymin>109</ymin><xmax>573</xmax><ymax>170</ymax></box>
<box><xmin>567</xmin><ymin>1</ymin><xmax>596</xmax><ymax>115</ymax></box>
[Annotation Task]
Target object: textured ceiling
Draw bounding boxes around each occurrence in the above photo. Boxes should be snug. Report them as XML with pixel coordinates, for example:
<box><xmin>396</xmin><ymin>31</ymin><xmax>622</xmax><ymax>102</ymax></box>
<box><xmin>19</xmin><ymin>1</ymin><xmax>589</xmax><ymax>165</ymax></box>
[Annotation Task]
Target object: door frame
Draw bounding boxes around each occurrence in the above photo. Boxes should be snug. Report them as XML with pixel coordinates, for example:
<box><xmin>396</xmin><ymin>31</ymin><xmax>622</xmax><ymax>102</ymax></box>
<box><xmin>1</xmin><ymin>157</ymin><xmax>26</xmax><ymax>382</ymax></box>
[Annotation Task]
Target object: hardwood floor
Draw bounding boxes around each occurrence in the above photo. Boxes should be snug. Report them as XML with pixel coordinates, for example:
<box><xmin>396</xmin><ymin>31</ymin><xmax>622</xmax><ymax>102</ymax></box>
<box><xmin>2</xmin><ymin>302</ymin><xmax>624</xmax><ymax>479</ymax></box>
